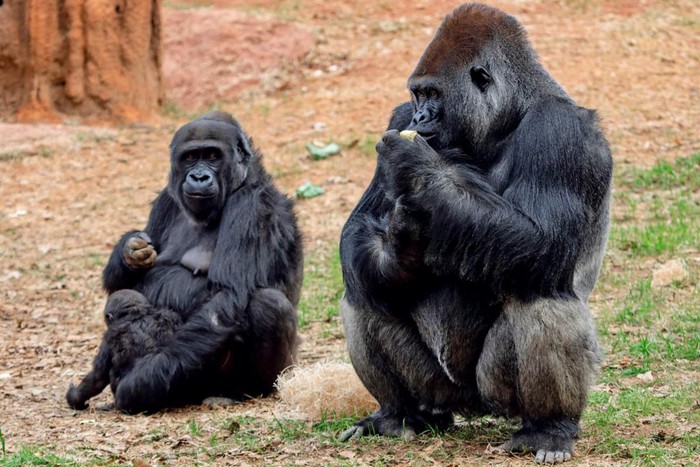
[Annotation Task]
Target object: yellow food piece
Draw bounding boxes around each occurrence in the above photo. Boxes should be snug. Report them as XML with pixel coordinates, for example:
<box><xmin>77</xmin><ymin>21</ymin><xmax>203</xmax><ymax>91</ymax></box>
<box><xmin>399</xmin><ymin>130</ymin><xmax>418</xmax><ymax>141</ymax></box>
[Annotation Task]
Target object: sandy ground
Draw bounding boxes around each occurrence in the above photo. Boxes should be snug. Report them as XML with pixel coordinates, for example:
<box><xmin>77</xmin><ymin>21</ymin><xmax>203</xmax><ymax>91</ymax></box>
<box><xmin>0</xmin><ymin>0</ymin><xmax>698</xmax><ymax>464</ymax></box>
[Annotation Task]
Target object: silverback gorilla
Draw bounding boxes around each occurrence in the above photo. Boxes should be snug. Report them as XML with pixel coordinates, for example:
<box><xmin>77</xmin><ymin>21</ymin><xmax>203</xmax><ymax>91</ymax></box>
<box><xmin>67</xmin><ymin>111</ymin><xmax>302</xmax><ymax>413</ymax></box>
<box><xmin>339</xmin><ymin>4</ymin><xmax>612</xmax><ymax>464</ymax></box>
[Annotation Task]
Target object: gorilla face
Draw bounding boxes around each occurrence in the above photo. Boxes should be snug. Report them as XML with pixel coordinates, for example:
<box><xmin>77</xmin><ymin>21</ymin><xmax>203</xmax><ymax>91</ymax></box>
<box><xmin>407</xmin><ymin>60</ymin><xmax>498</xmax><ymax>157</ymax></box>
<box><xmin>405</xmin><ymin>4</ymin><xmax>529</xmax><ymax>159</ymax></box>
<box><xmin>178</xmin><ymin>145</ymin><xmax>224</xmax><ymax>218</ymax></box>
<box><xmin>169</xmin><ymin>116</ymin><xmax>252</xmax><ymax>224</ymax></box>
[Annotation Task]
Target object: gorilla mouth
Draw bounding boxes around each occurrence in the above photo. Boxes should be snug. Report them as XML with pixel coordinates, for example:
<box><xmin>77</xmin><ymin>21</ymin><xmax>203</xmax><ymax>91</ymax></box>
<box><xmin>184</xmin><ymin>191</ymin><xmax>216</xmax><ymax>199</ymax></box>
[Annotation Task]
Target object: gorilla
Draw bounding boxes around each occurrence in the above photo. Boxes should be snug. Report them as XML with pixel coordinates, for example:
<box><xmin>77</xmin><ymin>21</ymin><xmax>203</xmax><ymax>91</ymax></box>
<box><xmin>67</xmin><ymin>111</ymin><xmax>303</xmax><ymax>413</ymax></box>
<box><xmin>66</xmin><ymin>290</ymin><xmax>183</xmax><ymax>410</ymax></box>
<box><xmin>339</xmin><ymin>3</ymin><xmax>612</xmax><ymax>464</ymax></box>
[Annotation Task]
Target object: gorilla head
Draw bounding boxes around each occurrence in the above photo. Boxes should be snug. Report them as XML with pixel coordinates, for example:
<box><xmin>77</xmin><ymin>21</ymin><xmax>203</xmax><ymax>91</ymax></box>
<box><xmin>406</xmin><ymin>4</ymin><xmax>555</xmax><ymax>157</ymax></box>
<box><xmin>168</xmin><ymin>111</ymin><xmax>254</xmax><ymax>224</ymax></box>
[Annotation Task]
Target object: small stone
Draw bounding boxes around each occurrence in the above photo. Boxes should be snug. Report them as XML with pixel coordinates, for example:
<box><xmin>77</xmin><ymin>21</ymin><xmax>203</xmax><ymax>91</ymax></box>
<box><xmin>651</xmin><ymin>259</ymin><xmax>688</xmax><ymax>289</ymax></box>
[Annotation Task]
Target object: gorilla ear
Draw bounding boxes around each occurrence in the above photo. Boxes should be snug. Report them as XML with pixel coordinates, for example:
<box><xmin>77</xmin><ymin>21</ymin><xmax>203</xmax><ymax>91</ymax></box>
<box><xmin>470</xmin><ymin>65</ymin><xmax>492</xmax><ymax>92</ymax></box>
<box><xmin>236</xmin><ymin>134</ymin><xmax>254</xmax><ymax>163</ymax></box>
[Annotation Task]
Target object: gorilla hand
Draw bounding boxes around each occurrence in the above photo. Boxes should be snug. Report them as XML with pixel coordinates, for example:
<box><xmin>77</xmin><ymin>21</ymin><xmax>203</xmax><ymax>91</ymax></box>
<box><xmin>377</xmin><ymin>129</ymin><xmax>443</xmax><ymax>198</ymax></box>
<box><xmin>386</xmin><ymin>195</ymin><xmax>425</xmax><ymax>274</ymax></box>
<box><xmin>122</xmin><ymin>232</ymin><xmax>157</xmax><ymax>270</ymax></box>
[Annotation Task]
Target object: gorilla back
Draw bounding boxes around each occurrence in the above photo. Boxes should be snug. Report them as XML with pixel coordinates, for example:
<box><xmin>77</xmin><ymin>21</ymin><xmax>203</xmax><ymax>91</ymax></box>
<box><xmin>94</xmin><ymin>111</ymin><xmax>303</xmax><ymax>413</ymax></box>
<box><xmin>339</xmin><ymin>4</ymin><xmax>612</xmax><ymax>464</ymax></box>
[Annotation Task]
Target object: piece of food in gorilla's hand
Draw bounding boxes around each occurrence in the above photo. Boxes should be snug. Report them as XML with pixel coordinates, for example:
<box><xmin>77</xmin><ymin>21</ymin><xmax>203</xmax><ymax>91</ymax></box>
<box><xmin>399</xmin><ymin>130</ymin><xmax>418</xmax><ymax>141</ymax></box>
<box><xmin>68</xmin><ymin>111</ymin><xmax>303</xmax><ymax>414</ymax></box>
<box><xmin>338</xmin><ymin>3</ymin><xmax>613</xmax><ymax>465</ymax></box>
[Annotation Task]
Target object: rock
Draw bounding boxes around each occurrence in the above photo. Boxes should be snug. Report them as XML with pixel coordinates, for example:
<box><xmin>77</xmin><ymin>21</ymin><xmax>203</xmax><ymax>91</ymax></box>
<box><xmin>651</xmin><ymin>259</ymin><xmax>688</xmax><ymax>289</ymax></box>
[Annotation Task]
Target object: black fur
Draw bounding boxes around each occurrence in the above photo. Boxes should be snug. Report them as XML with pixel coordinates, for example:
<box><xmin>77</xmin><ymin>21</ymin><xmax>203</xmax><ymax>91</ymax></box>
<box><xmin>339</xmin><ymin>4</ymin><xmax>612</xmax><ymax>464</ymax></box>
<box><xmin>66</xmin><ymin>290</ymin><xmax>183</xmax><ymax>410</ymax></box>
<box><xmin>68</xmin><ymin>111</ymin><xmax>303</xmax><ymax>413</ymax></box>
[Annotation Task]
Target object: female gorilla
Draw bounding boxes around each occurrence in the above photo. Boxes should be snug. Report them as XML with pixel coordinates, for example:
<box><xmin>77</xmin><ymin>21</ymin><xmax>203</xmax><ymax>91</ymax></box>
<box><xmin>339</xmin><ymin>3</ymin><xmax>612</xmax><ymax>464</ymax></box>
<box><xmin>68</xmin><ymin>111</ymin><xmax>302</xmax><ymax>413</ymax></box>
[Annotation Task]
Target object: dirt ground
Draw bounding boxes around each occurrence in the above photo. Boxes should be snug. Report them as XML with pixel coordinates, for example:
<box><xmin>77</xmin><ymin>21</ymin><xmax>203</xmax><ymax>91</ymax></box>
<box><xmin>0</xmin><ymin>0</ymin><xmax>698</xmax><ymax>465</ymax></box>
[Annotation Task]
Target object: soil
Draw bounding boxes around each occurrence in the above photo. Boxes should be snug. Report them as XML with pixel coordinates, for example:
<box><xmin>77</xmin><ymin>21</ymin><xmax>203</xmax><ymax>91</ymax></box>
<box><xmin>0</xmin><ymin>1</ymin><xmax>162</xmax><ymax>123</ymax></box>
<box><xmin>0</xmin><ymin>0</ymin><xmax>698</xmax><ymax>465</ymax></box>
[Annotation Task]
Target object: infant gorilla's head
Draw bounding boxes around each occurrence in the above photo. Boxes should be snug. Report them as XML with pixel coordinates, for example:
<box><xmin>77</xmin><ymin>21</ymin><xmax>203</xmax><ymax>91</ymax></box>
<box><xmin>103</xmin><ymin>289</ymin><xmax>152</xmax><ymax>325</ymax></box>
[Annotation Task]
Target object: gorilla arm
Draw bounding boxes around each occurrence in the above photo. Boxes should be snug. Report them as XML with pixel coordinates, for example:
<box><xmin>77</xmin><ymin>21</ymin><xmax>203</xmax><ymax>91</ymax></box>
<box><xmin>102</xmin><ymin>192</ymin><xmax>179</xmax><ymax>293</ymax></box>
<box><xmin>379</xmin><ymin>101</ymin><xmax>611</xmax><ymax>299</ymax></box>
<box><xmin>113</xmin><ymin>183</ymin><xmax>299</xmax><ymax>413</ymax></box>
<box><xmin>340</xmin><ymin>104</ymin><xmax>426</xmax><ymax>312</ymax></box>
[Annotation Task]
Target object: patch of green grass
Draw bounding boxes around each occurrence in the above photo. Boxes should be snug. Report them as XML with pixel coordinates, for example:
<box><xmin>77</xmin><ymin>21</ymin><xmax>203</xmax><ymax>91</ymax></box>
<box><xmin>586</xmin><ymin>381</ymin><xmax>700</xmax><ymax>460</ymax></box>
<box><xmin>357</xmin><ymin>134</ymin><xmax>379</xmax><ymax>157</ymax></box>
<box><xmin>75</xmin><ymin>131</ymin><xmax>116</xmax><ymax>144</ymax></box>
<box><xmin>275</xmin><ymin>0</ymin><xmax>302</xmax><ymax>21</ymax></box>
<box><xmin>312</xmin><ymin>415</ymin><xmax>356</xmax><ymax>435</ymax></box>
<box><xmin>272</xmin><ymin>417</ymin><xmax>308</xmax><ymax>441</ymax></box>
<box><xmin>187</xmin><ymin>419</ymin><xmax>201</xmax><ymax>437</ymax></box>
<box><xmin>0</xmin><ymin>446</ymin><xmax>94</xmax><ymax>466</ymax></box>
<box><xmin>164</xmin><ymin>0</ymin><xmax>212</xmax><ymax>10</ymax></box>
<box><xmin>0</xmin><ymin>151</ymin><xmax>33</xmax><ymax>162</ymax></box>
<box><xmin>626</xmin><ymin>153</ymin><xmax>700</xmax><ymax>190</ymax></box>
<box><xmin>614</xmin><ymin>279</ymin><xmax>661</xmax><ymax>324</ymax></box>
<box><xmin>589</xmin><ymin>152</ymin><xmax>700</xmax><ymax>463</ymax></box>
<box><xmin>612</xmin><ymin>154</ymin><xmax>700</xmax><ymax>255</ymax></box>
<box><xmin>297</xmin><ymin>249</ymin><xmax>344</xmax><ymax>327</ymax></box>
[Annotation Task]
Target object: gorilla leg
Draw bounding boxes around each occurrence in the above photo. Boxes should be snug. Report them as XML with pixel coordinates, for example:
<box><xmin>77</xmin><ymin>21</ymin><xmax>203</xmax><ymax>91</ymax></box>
<box><xmin>411</xmin><ymin>284</ymin><xmax>497</xmax><ymax>411</ymax></box>
<box><xmin>217</xmin><ymin>288</ymin><xmax>298</xmax><ymax>398</ymax></box>
<box><xmin>477</xmin><ymin>297</ymin><xmax>599</xmax><ymax>463</ymax></box>
<box><xmin>340</xmin><ymin>298</ymin><xmax>464</xmax><ymax>440</ymax></box>
<box><xmin>66</xmin><ymin>342</ymin><xmax>111</xmax><ymax>410</ymax></box>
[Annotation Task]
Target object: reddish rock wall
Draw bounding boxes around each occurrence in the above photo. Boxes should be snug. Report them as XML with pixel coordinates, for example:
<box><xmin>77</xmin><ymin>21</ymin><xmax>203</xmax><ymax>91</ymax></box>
<box><xmin>0</xmin><ymin>0</ymin><xmax>162</xmax><ymax>123</ymax></box>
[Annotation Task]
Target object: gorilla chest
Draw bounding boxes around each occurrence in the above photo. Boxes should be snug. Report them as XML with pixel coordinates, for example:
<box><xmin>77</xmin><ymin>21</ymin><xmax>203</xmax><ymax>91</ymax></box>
<box><xmin>156</xmin><ymin>218</ymin><xmax>217</xmax><ymax>275</ymax></box>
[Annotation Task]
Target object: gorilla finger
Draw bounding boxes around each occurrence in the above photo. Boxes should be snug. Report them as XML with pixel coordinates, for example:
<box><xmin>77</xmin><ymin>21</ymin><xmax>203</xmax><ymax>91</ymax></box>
<box><xmin>142</xmin><ymin>250</ymin><xmax>158</xmax><ymax>266</ymax></box>
<box><xmin>338</xmin><ymin>426</ymin><xmax>361</xmax><ymax>442</ymax></box>
<box><xmin>545</xmin><ymin>451</ymin><xmax>555</xmax><ymax>464</ymax></box>
<box><xmin>126</xmin><ymin>236</ymin><xmax>149</xmax><ymax>250</ymax></box>
<box><xmin>135</xmin><ymin>232</ymin><xmax>152</xmax><ymax>244</ymax></box>
<box><xmin>351</xmin><ymin>426</ymin><xmax>367</xmax><ymax>440</ymax></box>
<box><xmin>131</xmin><ymin>246</ymin><xmax>155</xmax><ymax>261</ymax></box>
<box><xmin>554</xmin><ymin>451</ymin><xmax>564</xmax><ymax>463</ymax></box>
<box><xmin>535</xmin><ymin>450</ymin><xmax>546</xmax><ymax>464</ymax></box>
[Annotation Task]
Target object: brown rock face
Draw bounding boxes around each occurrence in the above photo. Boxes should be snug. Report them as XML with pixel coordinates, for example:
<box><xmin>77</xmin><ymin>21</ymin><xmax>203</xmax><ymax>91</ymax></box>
<box><xmin>0</xmin><ymin>0</ymin><xmax>163</xmax><ymax>123</ymax></box>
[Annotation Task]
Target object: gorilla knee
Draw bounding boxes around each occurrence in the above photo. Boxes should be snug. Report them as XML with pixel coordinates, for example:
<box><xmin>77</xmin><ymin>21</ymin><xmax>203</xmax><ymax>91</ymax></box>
<box><xmin>477</xmin><ymin>316</ymin><xmax>518</xmax><ymax>415</ymax></box>
<box><xmin>248</xmin><ymin>288</ymin><xmax>297</xmax><ymax>334</ymax></box>
<box><xmin>508</xmin><ymin>298</ymin><xmax>599</xmax><ymax>419</ymax></box>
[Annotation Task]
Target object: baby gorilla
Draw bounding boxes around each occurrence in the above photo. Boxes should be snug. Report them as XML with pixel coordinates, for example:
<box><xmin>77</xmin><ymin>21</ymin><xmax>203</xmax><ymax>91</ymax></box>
<box><xmin>66</xmin><ymin>290</ymin><xmax>183</xmax><ymax>410</ymax></box>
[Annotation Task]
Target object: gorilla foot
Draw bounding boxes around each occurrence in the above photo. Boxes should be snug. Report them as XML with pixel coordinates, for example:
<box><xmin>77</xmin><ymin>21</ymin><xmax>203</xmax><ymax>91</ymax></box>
<box><xmin>66</xmin><ymin>383</ymin><xmax>88</xmax><ymax>410</ymax></box>
<box><xmin>96</xmin><ymin>402</ymin><xmax>116</xmax><ymax>411</ymax></box>
<box><xmin>202</xmin><ymin>396</ymin><xmax>237</xmax><ymax>408</ymax></box>
<box><xmin>339</xmin><ymin>409</ymin><xmax>453</xmax><ymax>441</ymax></box>
<box><xmin>497</xmin><ymin>418</ymin><xmax>578</xmax><ymax>464</ymax></box>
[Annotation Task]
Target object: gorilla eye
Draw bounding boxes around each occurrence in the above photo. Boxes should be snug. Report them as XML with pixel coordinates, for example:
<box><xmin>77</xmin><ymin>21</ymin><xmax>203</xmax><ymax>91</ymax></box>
<box><xmin>185</xmin><ymin>153</ymin><xmax>197</xmax><ymax>162</ymax></box>
<box><xmin>470</xmin><ymin>65</ymin><xmax>492</xmax><ymax>92</ymax></box>
<box><xmin>208</xmin><ymin>152</ymin><xmax>218</xmax><ymax>161</ymax></box>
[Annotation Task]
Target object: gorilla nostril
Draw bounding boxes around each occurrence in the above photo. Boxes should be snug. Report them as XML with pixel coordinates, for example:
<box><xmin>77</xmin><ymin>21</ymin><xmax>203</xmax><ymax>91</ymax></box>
<box><xmin>189</xmin><ymin>172</ymin><xmax>211</xmax><ymax>183</ymax></box>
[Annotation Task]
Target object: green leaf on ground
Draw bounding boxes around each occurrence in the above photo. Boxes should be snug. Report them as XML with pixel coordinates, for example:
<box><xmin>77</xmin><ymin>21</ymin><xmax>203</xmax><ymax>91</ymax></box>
<box><xmin>306</xmin><ymin>142</ymin><xmax>341</xmax><ymax>160</ymax></box>
<box><xmin>295</xmin><ymin>182</ymin><xmax>325</xmax><ymax>199</ymax></box>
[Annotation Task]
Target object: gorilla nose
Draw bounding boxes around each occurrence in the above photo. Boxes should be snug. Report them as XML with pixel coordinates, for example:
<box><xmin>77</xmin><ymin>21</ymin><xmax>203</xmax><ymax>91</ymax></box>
<box><xmin>187</xmin><ymin>171</ymin><xmax>213</xmax><ymax>189</ymax></box>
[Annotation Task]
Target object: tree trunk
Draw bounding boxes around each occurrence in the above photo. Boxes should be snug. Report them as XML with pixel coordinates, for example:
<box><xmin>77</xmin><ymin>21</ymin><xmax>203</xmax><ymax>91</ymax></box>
<box><xmin>0</xmin><ymin>0</ymin><xmax>162</xmax><ymax>123</ymax></box>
